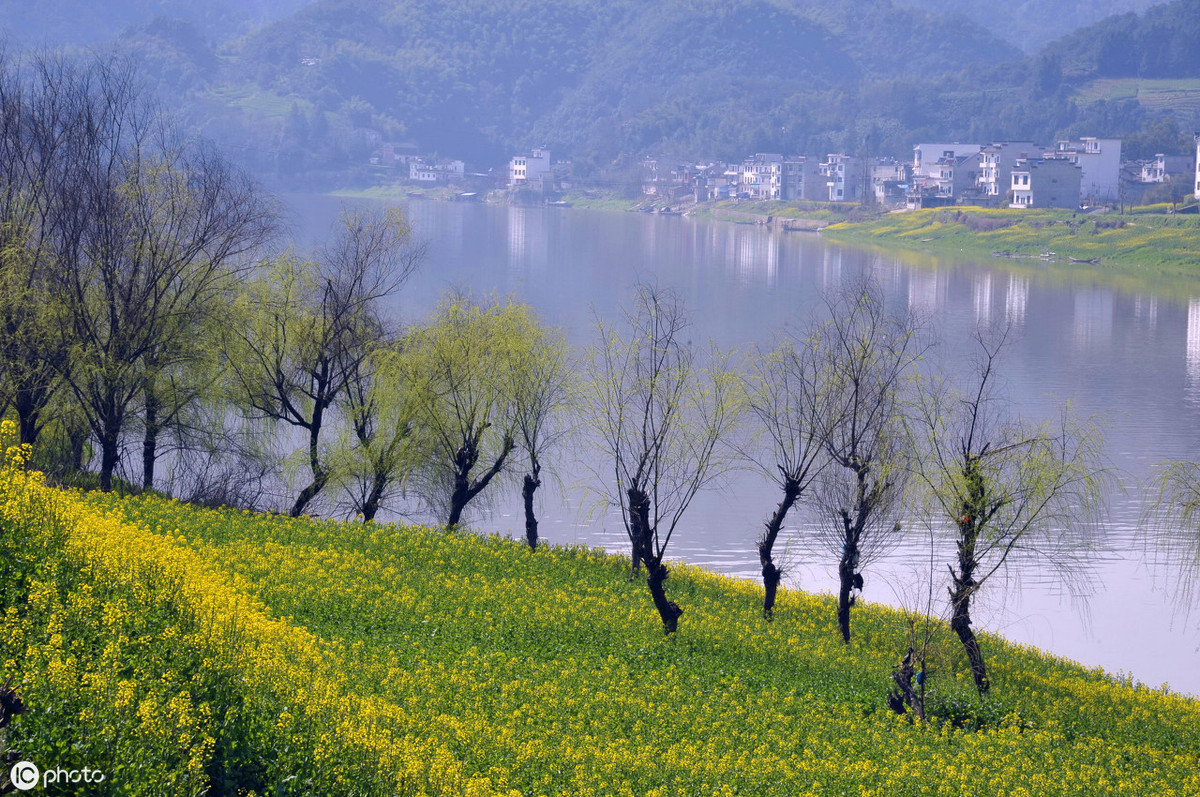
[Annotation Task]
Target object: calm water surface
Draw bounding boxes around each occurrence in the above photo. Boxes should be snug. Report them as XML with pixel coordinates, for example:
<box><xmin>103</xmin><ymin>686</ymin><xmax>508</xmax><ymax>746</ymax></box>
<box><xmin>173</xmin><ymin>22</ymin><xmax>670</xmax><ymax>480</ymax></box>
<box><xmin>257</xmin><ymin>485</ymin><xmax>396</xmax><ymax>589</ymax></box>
<box><xmin>291</xmin><ymin>195</ymin><xmax>1200</xmax><ymax>695</ymax></box>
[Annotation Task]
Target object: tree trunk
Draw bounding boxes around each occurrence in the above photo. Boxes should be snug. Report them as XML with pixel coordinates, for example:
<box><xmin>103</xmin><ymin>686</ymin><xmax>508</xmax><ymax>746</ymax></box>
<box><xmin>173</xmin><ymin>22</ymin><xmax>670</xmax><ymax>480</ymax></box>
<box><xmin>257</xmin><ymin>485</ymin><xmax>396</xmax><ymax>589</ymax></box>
<box><xmin>142</xmin><ymin>385</ymin><xmax>159</xmax><ymax>490</ymax></box>
<box><xmin>759</xmin><ymin>478</ymin><xmax>800</xmax><ymax>619</ymax></box>
<box><xmin>290</xmin><ymin>419</ymin><xmax>327</xmax><ymax>517</ymax></box>
<box><xmin>954</xmin><ymin>462</ymin><xmax>991</xmax><ymax>694</ymax></box>
<box><xmin>626</xmin><ymin>486</ymin><xmax>651</xmax><ymax>578</ymax></box>
<box><xmin>14</xmin><ymin>392</ymin><xmax>42</xmax><ymax>448</ymax></box>
<box><xmin>522</xmin><ymin>470</ymin><xmax>541</xmax><ymax>551</ymax></box>
<box><xmin>645</xmin><ymin>557</ymin><xmax>683</xmax><ymax>634</ymax></box>
<box><xmin>950</xmin><ymin>574</ymin><xmax>989</xmax><ymax>694</ymax></box>
<box><xmin>837</xmin><ymin>511</ymin><xmax>859</xmax><ymax>644</ymax></box>
<box><xmin>99</xmin><ymin>432</ymin><xmax>119</xmax><ymax>493</ymax></box>
<box><xmin>361</xmin><ymin>468</ymin><xmax>388</xmax><ymax>522</ymax></box>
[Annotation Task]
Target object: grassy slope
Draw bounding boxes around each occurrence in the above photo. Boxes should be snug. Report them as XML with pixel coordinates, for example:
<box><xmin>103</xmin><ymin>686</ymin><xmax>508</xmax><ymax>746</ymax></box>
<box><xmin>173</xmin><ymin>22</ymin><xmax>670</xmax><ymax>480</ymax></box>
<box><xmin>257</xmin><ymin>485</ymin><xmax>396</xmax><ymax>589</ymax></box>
<box><xmin>51</xmin><ymin>492</ymin><xmax>1200</xmax><ymax>793</ymax></box>
<box><xmin>823</xmin><ymin>206</ymin><xmax>1200</xmax><ymax>297</ymax></box>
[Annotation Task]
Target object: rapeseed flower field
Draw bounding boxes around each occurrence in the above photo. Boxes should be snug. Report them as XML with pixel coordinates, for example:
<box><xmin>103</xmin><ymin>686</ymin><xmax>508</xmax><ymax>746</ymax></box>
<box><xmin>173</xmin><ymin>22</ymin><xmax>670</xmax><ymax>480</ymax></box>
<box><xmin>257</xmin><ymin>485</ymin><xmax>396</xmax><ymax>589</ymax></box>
<box><xmin>2</xmin><ymin>419</ymin><xmax>1199</xmax><ymax>795</ymax></box>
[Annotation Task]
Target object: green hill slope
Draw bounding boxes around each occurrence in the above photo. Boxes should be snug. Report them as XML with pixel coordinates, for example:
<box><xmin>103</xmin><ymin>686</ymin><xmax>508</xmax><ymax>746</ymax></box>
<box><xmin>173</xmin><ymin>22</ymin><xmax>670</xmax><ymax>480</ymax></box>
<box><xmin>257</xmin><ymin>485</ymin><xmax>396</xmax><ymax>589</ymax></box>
<box><xmin>2</xmin><ymin>433</ymin><xmax>1199</xmax><ymax>795</ymax></box>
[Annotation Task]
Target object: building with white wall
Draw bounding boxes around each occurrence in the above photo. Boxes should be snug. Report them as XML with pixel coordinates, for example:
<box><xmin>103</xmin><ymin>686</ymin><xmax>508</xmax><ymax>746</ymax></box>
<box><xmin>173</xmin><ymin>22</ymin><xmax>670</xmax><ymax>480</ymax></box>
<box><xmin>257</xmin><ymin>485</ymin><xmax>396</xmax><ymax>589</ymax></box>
<box><xmin>1052</xmin><ymin>137</ymin><xmax>1121</xmax><ymax>203</ymax></box>
<box><xmin>1009</xmin><ymin>158</ymin><xmax>1081</xmax><ymax>209</ymax></box>
<box><xmin>509</xmin><ymin>148</ymin><xmax>552</xmax><ymax>188</ymax></box>
<box><xmin>978</xmin><ymin>142</ymin><xmax>1036</xmax><ymax>201</ymax></box>
<box><xmin>1195</xmin><ymin>133</ymin><xmax>1200</xmax><ymax>200</ymax></box>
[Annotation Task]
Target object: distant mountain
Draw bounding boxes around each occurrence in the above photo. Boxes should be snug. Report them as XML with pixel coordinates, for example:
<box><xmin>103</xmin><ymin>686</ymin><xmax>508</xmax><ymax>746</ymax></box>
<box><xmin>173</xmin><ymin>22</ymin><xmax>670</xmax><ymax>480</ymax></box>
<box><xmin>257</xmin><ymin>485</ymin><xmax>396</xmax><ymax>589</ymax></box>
<box><xmin>1039</xmin><ymin>0</ymin><xmax>1200</xmax><ymax>80</ymax></box>
<box><xmin>0</xmin><ymin>0</ymin><xmax>315</xmax><ymax>49</ymax></box>
<box><xmin>891</xmin><ymin>0</ymin><xmax>1161</xmax><ymax>53</ymax></box>
<box><xmin>226</xmin><ymin>0</ymin><xmax>1015</xmax><ymax>168</ymax></box>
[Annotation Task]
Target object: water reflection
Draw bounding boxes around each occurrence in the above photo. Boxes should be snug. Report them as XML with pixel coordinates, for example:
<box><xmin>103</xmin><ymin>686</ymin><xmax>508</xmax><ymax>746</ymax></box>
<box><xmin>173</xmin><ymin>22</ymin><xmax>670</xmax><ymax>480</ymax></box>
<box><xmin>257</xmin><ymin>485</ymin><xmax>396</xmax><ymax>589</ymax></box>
<box><xmin>1005</xmin><ymin>274</ymin><xmax>1028</xmax><ymax>326</ymax></box>
<box><xmin>1188</xmin><ymin>298</ymin><xmax>1200</xmax><ymax>389</ymax></box>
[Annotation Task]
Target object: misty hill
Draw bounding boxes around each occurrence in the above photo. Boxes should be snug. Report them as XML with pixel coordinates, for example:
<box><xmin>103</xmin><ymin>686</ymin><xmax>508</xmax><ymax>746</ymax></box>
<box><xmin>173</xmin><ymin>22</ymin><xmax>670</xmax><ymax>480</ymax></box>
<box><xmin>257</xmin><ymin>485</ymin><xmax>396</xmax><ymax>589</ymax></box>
<box><xmin>227</xmin><ymin>0</ymin><xmax>1016</xmax><ymax>167</ymax></box>
<box><xmin>892</xmin><ymin>0</ymin><xmax>1161</xmax><ymax>53</ymax></box>
<box><xmin>0</xmin><ymin>0</ymin><xmax>314</xmax><ymax>48</ymax></box>
<box><xmin>1042</xmin><ymin>0</ymin><xmax>1200</xmax><ymax>80</ymax></box>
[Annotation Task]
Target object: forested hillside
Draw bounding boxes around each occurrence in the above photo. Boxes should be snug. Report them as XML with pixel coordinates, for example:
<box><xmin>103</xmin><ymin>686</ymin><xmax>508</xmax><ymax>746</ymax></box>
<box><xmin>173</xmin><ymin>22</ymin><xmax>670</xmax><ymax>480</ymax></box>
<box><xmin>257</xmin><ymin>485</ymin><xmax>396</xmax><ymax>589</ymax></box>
<box><xmin>5</xmin><ymin>0</ymin><xmax>1197</xmax><ymax>180</ymax></box>
<box><xmin>893</xmin><ymin>0</ymin><xmax>1160</xmax><ymax>52</ymax></box>
<box><xmin>221</xmin><ymin>0</ymin><xmax>1014</xmax><ymax>169</ymax></box>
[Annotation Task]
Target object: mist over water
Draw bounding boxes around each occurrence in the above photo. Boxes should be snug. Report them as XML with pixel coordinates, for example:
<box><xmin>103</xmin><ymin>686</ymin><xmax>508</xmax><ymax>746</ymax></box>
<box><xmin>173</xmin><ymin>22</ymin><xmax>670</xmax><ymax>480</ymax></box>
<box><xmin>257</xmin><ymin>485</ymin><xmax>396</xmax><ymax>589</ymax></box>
<box><xmin>292</xmin><ymin>195</ymin><xmax>1200</xmax><ymax>695</ymax></box>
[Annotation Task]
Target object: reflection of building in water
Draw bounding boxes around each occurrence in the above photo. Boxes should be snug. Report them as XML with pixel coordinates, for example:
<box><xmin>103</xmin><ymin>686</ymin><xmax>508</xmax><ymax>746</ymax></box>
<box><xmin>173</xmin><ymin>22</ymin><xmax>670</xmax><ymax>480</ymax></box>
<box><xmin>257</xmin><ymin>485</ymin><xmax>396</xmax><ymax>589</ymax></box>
<box><xmin>727</xmin><ymin>227</ymin><xmax>779</xmax><ymax>284</ymax></box>
<box><xmin>1005</xmin><ymin>274</ymin><xmax>1028</xmax><ymax>325</ymax></box>
<box><xmin>906</xmin><ymin>268</ymin><xmax>943</xmax><ymax>313</ymax></box>
<box><xmin>507</xmin><ymin>206</ymin><xmax>527</xmax><ymax>263</ymax></box>
<box><xmin>1073</xmin><ymin>288</ymin><xmax>1113</xmax><ymax>346</ymax></box>
<box><xmin>819</xmin><ymin>247</ymin><xmax>844</xmax><ymax>289</ymax></box>
<box><xmin>1187</xmin><ymin>299</ymin><xmax>1200</xmax><ymax>384</ymax></box>
<box><xmin>1133</xmin><ymin>295</ymin><xmax>1158</xmax><ymax>332</ymax></box>
<box><xmin>506</xmin><ymin>207</ymin><xmax>549</xmax><ymax>276</ymax></box>
<box><xmin>873</xmin><ymin>257</ymin><xmax>904</xmax><ymax>293</ymax></box>
<box><xmin>973</xmin><ymin>273</ymin><xmax>993</xmax><ymax>322</ymax></box>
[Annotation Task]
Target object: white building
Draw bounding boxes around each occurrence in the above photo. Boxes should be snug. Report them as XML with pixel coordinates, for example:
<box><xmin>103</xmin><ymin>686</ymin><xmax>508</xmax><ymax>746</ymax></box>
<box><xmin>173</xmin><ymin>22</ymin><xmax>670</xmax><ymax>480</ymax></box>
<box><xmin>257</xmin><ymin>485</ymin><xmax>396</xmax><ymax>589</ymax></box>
<box><xmin>1009</xmin><ymin>158</ymin><xmax>1081</xmax><ymax>209</ymax></box>
<box><xmin>978</xmin><ymin>142</ymin><xmax>1036</xmax><ymax>200</ymax></box>
<box><xmin>822</xmin><ymin>154</ymin><xmax>859</xmax><ymax>202</ymax></box>
<box><xmin>912</xmin><ymin>143</ymin><xmax>982</xmax><ymax>178</ymax></box>
<box><xmin>1139</xmin><ymin>153</ymin><xmax>1192</xmax><ymax>184</ymax></box>
<box><xmin>509</xmin><ymin>148</ymin><xmax>552</xmax><ymax>188</ymax></box>
<box><xmin>1194</xmin><ymin>133</ymin><xmax>1200</xmax><ymax>200</ymax></box>
<box><xmin>409</xmin><ymin>158</ymin><xmax>465</xmax><ymax>184</ymax></box>
<box><xmin>1051</xmin><ymin>137</ymin><xmax>1121</xmax><ymax>203</ymax></box>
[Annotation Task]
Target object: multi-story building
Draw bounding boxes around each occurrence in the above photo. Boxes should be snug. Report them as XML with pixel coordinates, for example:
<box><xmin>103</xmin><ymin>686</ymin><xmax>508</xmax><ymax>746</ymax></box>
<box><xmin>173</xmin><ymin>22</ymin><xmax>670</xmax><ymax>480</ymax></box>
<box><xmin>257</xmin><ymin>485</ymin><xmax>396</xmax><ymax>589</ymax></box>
<box><xmin>822</xmin><ymin>154</ymin><xmax>859</xmax><ymax>202</ymax></box>
<box><xmin>978</xmin><ymin>142</ymin><xmax>1037</xmax><ymax>202</ymax></box>
<box><xmin>1051</xmin><ymin>137</ymin><xmax>1121</xmax><ymax>203</ymax></box>
<box><xmin>409</xmin><ymin>158</ymin><xmax>465</xmax><ymax>184</ymax></box>
<box><xmin>1194</xmin><ymin>133</ymin><xmax>1200</xmax><ymax>200</ymax></box>
<box><xmin>1140</xmin><ymin>153</ymin><xmax>1193</xmax><ymax>184</ymax></box>
<box><xmin>508</xmin><ymin>148</ymin><xmax>552</xmax><ymax>189</ymax></box>
<box><xmin>906</xmin><ymin>143</ymin><xmax>981</xmax><ymax>208</ymax></box>
<box><xmin>1009</xmin><ymin>158</ymin><xmax>1082</xmax><ymax>209</ymax></box>
<box><xmin>870</xmin><ymin>159</ymin><xmax>912</xmax><ymax>206</ymax></box>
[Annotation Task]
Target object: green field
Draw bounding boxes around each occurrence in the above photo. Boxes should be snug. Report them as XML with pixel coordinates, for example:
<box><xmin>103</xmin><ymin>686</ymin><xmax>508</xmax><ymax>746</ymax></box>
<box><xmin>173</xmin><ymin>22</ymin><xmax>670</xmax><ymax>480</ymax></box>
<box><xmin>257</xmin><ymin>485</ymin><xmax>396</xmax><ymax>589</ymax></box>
<box><xmin>2</xmin><ymin>433</ymin><xmax>1199</xmax><ymax>796</ymax></box>
<box><xmin>1073</xmin><ymin>78</ymin><xmax>1200</xmax><ymax>117</ymax></box>
<box><xmin>822</xmin><ymin>206</ymin><xmax>1200</xmax><ymax>297</ymax></box>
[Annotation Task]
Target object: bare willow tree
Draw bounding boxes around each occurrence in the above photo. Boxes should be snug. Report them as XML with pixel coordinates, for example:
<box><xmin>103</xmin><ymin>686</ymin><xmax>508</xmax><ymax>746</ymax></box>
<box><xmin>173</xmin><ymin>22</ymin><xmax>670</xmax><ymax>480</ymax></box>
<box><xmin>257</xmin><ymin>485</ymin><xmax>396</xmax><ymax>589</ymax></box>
<box><xmin>0</xmin><ymin>54</ymin><xmax>73</xmax><ymax>450</ymax></box>
<box><xmin>506</xmin><ymin>310</ymin><xmax>572</xmax><ymax>551</ymax></box>
<box><xmin>227</xmin><ymin>206</ymin><xmax>421</xmax><ymax>516</ymax></box>
<box><xmin>745</xmin><ymin>326</ymin><xmax>834</xmax><ymax>618</ymax></box>
<box><xmin>39</xmin><ymin>56</ymin><xmax>277</xmax><ymax>492</ymax></box>
<box><xmin>1148</xmin><ymin>463</ymin><xmax>1200</xmax><ymax>615</ymax></box>
<box><xmin>586</xmin><ymin>285</ymin><xmax>742</xmax><ymax>633</ymax></box>
<box><xmin>814</xmin><ymin>277</ymin><xmax>923</xmax><ymax>643</ymax></box>
<box><xmin>913</xmin><ymin>325</ymin><xmax>1106</xmax><ymax>694</ymax></box>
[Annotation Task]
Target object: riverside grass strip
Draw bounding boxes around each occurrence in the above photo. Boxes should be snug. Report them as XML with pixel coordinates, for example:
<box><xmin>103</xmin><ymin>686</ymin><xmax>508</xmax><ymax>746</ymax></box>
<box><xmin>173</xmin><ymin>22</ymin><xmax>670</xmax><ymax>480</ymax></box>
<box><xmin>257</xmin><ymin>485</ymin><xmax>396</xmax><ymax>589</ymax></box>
<box><xmin>823</xmin><ymin>206</ymin><xmax>1200</xmax><ymax>296</ymax></box>
<box><xmin>2</xmin><ymin>430</ymin><xmax>1199</xmax><ymax>794</ymax></box>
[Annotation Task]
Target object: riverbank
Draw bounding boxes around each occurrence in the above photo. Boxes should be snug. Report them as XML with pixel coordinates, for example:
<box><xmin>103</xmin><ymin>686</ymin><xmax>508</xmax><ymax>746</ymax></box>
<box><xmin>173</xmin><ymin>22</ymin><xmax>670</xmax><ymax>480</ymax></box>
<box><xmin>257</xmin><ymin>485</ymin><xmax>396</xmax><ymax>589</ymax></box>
<box><xmin>4</xmin><ymin>454</ymin><xmax>1200</xmax><ymax>794</ymax></box>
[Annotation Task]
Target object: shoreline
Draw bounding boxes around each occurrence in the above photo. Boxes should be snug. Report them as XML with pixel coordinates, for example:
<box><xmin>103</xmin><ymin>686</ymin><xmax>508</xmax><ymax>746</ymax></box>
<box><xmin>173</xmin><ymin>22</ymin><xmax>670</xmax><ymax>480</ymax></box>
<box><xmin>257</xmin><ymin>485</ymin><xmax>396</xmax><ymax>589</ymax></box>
<box><xmin>328</xmin><ymin>185</ymin><xmax>1200</xmax><ymax>296</ymax></box>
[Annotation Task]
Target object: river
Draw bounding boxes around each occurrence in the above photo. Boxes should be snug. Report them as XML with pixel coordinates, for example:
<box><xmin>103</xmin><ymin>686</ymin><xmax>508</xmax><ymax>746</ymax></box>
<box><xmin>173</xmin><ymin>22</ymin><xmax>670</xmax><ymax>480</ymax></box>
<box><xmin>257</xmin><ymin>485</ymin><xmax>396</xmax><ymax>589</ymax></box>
<box><xmin>289</xmin><ymin>195</ymin><xmax>1200</xmax><ymax>696</ymax></box>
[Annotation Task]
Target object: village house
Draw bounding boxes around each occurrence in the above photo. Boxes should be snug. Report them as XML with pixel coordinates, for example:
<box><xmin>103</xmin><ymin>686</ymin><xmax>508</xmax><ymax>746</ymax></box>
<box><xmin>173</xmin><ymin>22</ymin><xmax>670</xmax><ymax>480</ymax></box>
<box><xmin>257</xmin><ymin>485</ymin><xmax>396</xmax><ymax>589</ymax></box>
<box><xmin>508</xmin><ymin>148</ymin><xmax>553</xmax><ymax>189</ymax></box>
<box><xmin>1140</xmin><ymin>153</ymin><xmax>1193</xmax><ymax>184</ymax></box>
<box><xmin>906</xmin><ymin>143</ymin><xmax>981</xmax><ymax>208</ymax></box>
<box><xmin>821</xmin><ymin>154</ymin><xmax>859</xmax><ymax>202</ymax></box>
<box><xmin>978</xmin><ymin>142</ymin><xmax>1037</xmax><ymax>202</ymax></box>
<box><xmin>1195</xmin><ymin>133</ymin><xmax>1200</xmax><ymax>200</ymax></box>
<box><xmin>408</xmin><ymin>158</ymin><xmax>466</xmax><ymax>184</ymax></box>
<box><xmin>1008</xmin><ymin>158</ymin><xmax>1081</xmax><ymax>209</ymax></box>
<box><xmin>870</xmin><ymin>159</ymin><xmax>912</xmax><ymax>206</ymax></box>
<box><xmin>1050</xmin><ymin>137</ymin><xmax>1121</xmax><ymax>203</ymax></box>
